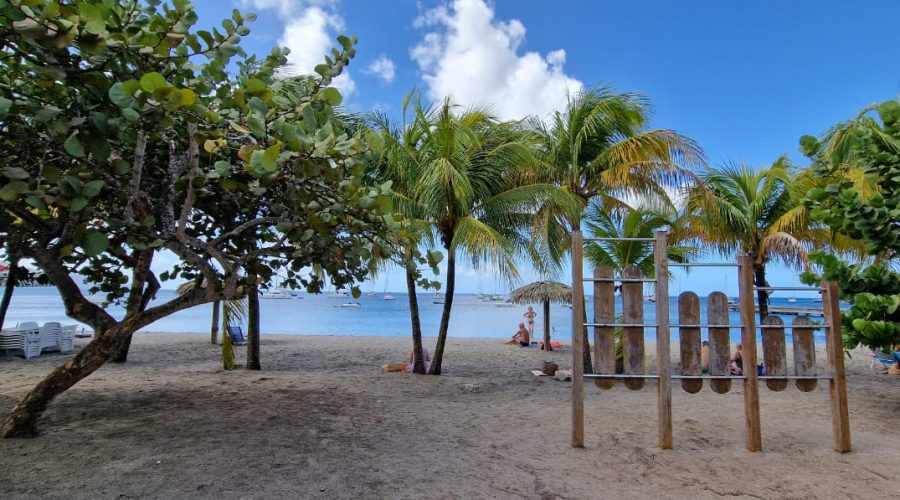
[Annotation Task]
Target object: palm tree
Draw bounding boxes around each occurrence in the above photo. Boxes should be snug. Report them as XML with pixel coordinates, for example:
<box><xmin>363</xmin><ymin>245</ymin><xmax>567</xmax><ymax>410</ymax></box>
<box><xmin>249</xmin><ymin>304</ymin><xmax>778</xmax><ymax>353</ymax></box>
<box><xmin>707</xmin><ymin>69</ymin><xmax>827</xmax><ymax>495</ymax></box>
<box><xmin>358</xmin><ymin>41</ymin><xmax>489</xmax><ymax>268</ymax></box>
<box><xmin>686</xmin><ymin>157</ymin><xmax>833</xmax><ymax>321</ymax></box>
<box><xmin>368</xmin><ymin>101</ymin><xmax>433</xmax><ymax>374</ymax></box>
<box><xmin>374</xmin><ymin>97</ymin><xmax>577</xmax><ymax>375</ymax></box>
<box><xmin>584</xmin><ymin>203</ymin><xmax>697</xmax><ymax>278</ymax></box>
<box><xmin>528</xmin><ymin>86</ymin><xmax>705</xmax><ymax>371</ymax></box>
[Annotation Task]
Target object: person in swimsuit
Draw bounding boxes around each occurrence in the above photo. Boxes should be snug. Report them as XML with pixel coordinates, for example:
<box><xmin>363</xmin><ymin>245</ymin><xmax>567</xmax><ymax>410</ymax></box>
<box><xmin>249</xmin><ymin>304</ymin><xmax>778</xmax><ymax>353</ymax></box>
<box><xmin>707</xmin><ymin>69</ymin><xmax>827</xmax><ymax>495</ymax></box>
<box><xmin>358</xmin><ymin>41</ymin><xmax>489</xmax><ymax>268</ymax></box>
<box><xmin>700</xmin><ymin>340</ymin><xmax>710</xmax><ymax>373</ymax></box>
<box><xmin>504</xmin><ymin>323</ymin><xmax>530</xmax><ymax>346</ymax></box>
<box><xmin>730</xmin><ymin>344</ymin><xmax>743</xmax><ymax>375</ymax></box>
<box><xmin>523</xmin><ymin>306</ymin><xmax>537</xmax><ymax>337</ymax></box>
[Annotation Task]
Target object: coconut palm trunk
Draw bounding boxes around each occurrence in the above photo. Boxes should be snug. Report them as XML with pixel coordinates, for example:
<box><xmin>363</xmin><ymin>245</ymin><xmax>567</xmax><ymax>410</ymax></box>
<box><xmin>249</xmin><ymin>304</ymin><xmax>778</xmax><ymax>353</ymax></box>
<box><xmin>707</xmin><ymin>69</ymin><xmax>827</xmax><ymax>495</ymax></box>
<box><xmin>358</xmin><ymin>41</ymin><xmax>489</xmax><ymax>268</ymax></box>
<box><xmin>753</xmin><ymin>261</ymin><xmax>770</xmax><ymax>323</ymax></box>
<box><xmin>405</xmin><ymin>262</ymin><xmax>427</xmax><ymax>374</ymax></box>
<box><xmin>429</xmin><ymin>249</ymin><xmax>456</xmax><ymax>375</ymax></box>
<box><xmin>210</xmin><ymin>300</ymin><xmax>220</xmax><ymax>344</ymax></box>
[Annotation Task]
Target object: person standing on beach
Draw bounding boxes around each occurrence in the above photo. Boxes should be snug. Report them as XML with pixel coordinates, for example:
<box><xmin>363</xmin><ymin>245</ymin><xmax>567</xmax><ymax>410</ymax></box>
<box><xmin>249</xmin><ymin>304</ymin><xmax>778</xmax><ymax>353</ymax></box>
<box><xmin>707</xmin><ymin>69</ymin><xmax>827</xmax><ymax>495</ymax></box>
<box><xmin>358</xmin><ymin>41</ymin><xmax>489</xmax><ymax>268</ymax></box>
<box><xmin>523</xmin><ymin>306</ymin><xmax>537</xmax><ymax>337</ymax></box>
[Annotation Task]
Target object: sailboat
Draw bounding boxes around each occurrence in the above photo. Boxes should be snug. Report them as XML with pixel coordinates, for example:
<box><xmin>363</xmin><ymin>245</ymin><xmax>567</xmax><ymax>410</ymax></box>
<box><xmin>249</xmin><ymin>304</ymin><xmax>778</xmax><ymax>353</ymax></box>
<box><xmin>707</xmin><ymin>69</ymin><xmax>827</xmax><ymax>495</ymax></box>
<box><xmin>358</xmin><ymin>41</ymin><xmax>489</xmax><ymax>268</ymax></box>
<box><xmin>383</xmin><ymin>276</ymin><xmax>395</xmax><ymax>300</ymax></box>
<box><xmin>433</xmin><ymin>291</ymin><xmax>444</xmax><ymax>304</ymax></box>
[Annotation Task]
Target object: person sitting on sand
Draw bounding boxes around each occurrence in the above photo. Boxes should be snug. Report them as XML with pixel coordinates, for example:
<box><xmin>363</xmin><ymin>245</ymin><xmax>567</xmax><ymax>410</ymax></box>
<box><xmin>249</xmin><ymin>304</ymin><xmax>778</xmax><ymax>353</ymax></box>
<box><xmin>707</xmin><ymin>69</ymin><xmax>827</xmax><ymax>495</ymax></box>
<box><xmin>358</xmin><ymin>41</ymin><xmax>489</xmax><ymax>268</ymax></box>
<box><xmin>730</xmin><ymin>344</ymin><xmax>743</xmax><ymax>375</ymax></box>
<box><xmin>700</xmin><ymin>340</ymin><xmax>710</xmax><ymax>373</ymax></box>
<box><xmin>504</xmin><ymin>323</ymin><xmax>530</xmax><ymax>346</ymax></box>
<box><xmin>381</xmin><ymin>347</ymin><xmax>431</xmax><ymax>373</ymax></box>
<box><xmin>523</xmin><ymin>306</ymin><xmax>537</xmax><ymax>336</ymax></box>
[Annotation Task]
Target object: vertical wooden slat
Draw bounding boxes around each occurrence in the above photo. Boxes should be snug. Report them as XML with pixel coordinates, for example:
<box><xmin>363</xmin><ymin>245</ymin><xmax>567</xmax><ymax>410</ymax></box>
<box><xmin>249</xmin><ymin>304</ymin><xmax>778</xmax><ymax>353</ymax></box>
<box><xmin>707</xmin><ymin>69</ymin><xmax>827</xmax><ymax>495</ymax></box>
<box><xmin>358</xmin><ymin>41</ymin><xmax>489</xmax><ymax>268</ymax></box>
<box><xmin>792</xmin><ymin>316</ymin><xmax>817</xmax><ymax>392</ymax></box>
<box><xmin>571</xmin><ymin>231</ymin><xmax>585</xmax><ymax>448</ymax></box>
<box><xmin>761</xmin><ymin>316</ymin><xmax>788</xmax><ymax>391</ymax></box>
<box><xmin>654</xmin><ymin>231</ymin><xmax>672</xmax><ymax>449</ymax></box>
<box><xmin>678</xmin><ymin>292</ymin><xmax>702</xmax><ymax>393</ymax></box>
<box><xmin>622</xmin><ymin>265</ymin><xmax>645</xmax><ymax>390</ymax></box>
<box><xmin>594</xmin><ymin>266</ymin><xmax>616</xmax><ymax>389</ymax></box>
<box><xmin>823</xmin><ymin>281</ymin><xmax>851</xmax><ymax>453</ymax></box>
<box><xmin>737</xmin><ymin>256</ymin><xmax>762</xmax><ymax>452</ymax></box>
<box><xmin>707</xmin><ymin>292</ymin><xmax>732</xmax><ymax>394</ymax></box>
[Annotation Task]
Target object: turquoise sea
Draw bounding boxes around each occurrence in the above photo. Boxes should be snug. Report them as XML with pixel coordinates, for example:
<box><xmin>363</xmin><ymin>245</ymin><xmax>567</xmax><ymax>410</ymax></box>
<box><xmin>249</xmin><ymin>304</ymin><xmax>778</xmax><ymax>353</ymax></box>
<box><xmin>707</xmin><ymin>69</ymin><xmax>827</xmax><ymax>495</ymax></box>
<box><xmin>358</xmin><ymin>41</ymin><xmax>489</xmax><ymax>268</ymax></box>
<box><xmin>2</xmin><ymin>287</ymin><xmax>828</xmax><ymax>343</ymax></box>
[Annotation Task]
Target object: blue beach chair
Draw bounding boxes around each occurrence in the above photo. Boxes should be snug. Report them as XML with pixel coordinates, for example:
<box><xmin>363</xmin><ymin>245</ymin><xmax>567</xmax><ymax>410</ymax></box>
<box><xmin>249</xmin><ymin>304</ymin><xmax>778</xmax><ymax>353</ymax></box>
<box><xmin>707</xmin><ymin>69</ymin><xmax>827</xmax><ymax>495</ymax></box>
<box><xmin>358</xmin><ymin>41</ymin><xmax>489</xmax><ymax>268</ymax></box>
<box><xmin>227</xmin><ymin>324</ymin><xmax>246</xmax><ymax>345</ymax></box>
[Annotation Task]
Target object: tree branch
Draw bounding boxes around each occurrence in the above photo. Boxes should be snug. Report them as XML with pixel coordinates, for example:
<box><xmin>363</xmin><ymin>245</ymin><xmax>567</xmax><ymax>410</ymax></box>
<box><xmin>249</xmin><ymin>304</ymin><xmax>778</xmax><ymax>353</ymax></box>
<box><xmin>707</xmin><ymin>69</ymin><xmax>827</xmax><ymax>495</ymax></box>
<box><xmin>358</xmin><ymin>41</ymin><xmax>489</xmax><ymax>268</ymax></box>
<box><xmin>124</xmin><ymin>131</ymin><xmax>147</xmax><ymax>225</ymax></box>
<box><xmin>177</xmin><ymin>123</ymin><xmax>199</xmax><ymax>241</ymax></box>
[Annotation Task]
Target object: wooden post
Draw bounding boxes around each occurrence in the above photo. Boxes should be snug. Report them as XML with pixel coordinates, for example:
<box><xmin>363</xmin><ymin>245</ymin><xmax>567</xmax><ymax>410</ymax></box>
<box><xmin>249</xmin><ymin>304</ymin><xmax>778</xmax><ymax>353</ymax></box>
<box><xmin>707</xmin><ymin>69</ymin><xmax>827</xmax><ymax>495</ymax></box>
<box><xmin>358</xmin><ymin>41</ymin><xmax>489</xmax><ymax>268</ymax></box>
<box><xmin>822</xmin><ymin>281</ymin><xmax>851</xmax><ymax>453</ymax></box>
<box><xmin>594</xmin><ymin>266</ymin><xmax>616</xmax><ymax>389</ymax></box>
<box><xmin>571</xmin><ymin>230</ymin><xmax>585</xmax><ymax>448</ymax></box>
<box><xmin>737</xmin><ymin>256</ymin><xmax>762</xmax><ymax>452</ymax></box>
<box><xmin>654</xmin><ymin>231</ymin><xmax>672</xmax><ymax>449</ymax></box>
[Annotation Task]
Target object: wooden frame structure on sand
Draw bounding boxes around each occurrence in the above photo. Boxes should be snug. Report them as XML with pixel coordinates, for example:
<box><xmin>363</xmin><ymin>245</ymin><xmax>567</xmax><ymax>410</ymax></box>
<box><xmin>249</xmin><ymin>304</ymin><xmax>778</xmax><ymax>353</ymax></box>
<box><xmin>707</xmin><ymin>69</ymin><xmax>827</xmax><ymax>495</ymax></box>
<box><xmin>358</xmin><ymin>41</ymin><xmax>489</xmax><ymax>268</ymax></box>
<box><xmin>570</xmin><ymin>230</ymin><xmax>851</xmax><ymax>453</ymax></box>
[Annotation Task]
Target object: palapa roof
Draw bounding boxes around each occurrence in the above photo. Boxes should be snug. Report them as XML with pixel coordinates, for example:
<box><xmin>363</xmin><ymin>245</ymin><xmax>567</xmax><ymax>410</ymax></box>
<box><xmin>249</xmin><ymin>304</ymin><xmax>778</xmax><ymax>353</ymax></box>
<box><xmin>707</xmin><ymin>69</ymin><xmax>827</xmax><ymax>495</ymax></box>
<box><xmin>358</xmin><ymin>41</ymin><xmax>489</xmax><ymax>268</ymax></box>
<box><xmin>509</xmin><ymin>281</ymin><xmax>572</xmax><ymax>305</ymax></box>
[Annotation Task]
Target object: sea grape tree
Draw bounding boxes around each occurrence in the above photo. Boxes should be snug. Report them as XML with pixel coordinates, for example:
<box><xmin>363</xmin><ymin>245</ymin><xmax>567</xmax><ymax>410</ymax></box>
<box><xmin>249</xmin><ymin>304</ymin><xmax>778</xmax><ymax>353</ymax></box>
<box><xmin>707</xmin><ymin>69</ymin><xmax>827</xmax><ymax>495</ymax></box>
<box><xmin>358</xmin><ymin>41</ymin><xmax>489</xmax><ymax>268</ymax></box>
<box><xmin>0</xmin><ymin>0</ymin><xmax>424</xmax><ymax>437</ymax></box>
<box><xmin>800</xmin><ymin>99</ymin><xmax>900</xmax><ymax>352</ymax></box>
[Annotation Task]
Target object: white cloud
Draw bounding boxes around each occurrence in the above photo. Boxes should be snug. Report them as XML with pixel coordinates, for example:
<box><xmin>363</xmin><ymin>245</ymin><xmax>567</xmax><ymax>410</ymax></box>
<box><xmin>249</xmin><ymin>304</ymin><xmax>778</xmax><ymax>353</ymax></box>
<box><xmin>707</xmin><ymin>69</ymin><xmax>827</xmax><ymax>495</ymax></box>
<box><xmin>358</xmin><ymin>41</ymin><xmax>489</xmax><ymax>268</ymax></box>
<box><xmin>242</xmin><ymin>0</ymin><xmax>356</xmax><ymax>98</ymax></box>
<box><xmin>364</xmin><ymin>55</ymin><xmax>396</xmax><ymax>84</ymax></box>
<box><xmin>410</xmin><ymin>0</ymin><xmax>583</xmax><ymax>121</ymax></box>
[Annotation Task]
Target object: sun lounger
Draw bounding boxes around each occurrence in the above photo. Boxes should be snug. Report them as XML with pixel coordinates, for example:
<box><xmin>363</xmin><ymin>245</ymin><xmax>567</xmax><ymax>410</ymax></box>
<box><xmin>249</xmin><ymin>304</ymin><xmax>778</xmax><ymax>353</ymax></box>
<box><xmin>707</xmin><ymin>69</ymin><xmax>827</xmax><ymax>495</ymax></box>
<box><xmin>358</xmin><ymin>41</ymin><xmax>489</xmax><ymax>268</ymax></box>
<box><xmin>227</xmin><ymin>324</ymin><xmax>246</xmax><ymax>345</ymax></box>
<box><xmin>869</xmin><ymin>350</ymin><xmax>898</xmax><ymax>369</ymax></box>
<box><xmin>0</xmin><ymin>324</ymin><xmax>41</xmax><ymax>359</ymax></box>
<box><xmin>59</xmin><ymin>325</ymin><xmax>76</xmax><ymax>353</ymax></box>
<box><xmin>39</xmin><ymin>322</ymin><xmax>61</xmax><ymax>353</ymax></box>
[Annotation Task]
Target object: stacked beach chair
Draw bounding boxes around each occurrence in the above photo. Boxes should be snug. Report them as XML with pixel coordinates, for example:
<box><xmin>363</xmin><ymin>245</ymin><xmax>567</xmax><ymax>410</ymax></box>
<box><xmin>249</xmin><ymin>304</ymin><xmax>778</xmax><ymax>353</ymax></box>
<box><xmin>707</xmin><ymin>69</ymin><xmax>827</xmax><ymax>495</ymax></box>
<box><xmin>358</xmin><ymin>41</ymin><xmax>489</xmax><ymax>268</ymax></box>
<box><xmin>0</xmin><ymin>322</ymin><xmax>42</xmax><ymax>359</ymax></box>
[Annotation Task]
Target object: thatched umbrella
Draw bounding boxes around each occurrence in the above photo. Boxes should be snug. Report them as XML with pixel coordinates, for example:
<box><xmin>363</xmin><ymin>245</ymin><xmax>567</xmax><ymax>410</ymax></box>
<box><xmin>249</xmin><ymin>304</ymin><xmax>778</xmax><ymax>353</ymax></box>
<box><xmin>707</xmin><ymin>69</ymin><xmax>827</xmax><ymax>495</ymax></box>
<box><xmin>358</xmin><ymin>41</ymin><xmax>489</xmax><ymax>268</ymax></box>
<box><xmin>509</xmin><ymin>281</ymin><xmax>572</xmax><ymax>351</ymax></box>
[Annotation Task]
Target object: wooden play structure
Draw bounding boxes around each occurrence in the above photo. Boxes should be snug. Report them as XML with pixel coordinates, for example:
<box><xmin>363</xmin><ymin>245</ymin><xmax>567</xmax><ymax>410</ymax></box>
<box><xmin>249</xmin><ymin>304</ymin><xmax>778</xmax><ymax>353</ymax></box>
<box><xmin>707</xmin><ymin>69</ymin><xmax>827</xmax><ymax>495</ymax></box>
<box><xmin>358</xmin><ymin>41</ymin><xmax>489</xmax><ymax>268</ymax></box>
<box><xmin>570</xmin><ymin>230</ymin><xmax>851</xmax><ymax>452</ymax></box>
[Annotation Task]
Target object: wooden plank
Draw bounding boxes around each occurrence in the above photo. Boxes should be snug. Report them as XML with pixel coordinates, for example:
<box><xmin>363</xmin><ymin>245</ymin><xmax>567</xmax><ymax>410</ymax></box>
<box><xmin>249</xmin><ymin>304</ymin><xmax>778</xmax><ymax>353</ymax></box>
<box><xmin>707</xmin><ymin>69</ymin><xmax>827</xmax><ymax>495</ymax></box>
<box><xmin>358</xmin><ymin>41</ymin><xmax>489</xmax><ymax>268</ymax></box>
<box><xmin>791</xmin><ymin>316</ymin><xmax>817</xmax><ymax>392</ymax></box>
<box><xmin>571</xmin><ymin>231</ymin><xmax>584</xmax><ymax>448</ymax></box>
<box><xmin>654</xmin><ymin>231</ymin><xmax>672</xmax><ymax>449</ymax></box>
<box><xmin>737</xmin><ymin>256</ymin><xmax>762</xmax><ymax>452</ymax></box>
<box><xmin>823</xmin><ymin>281</ymin><xmax>851</xmax><ymax>453</ymax></box>
<box><xmin>593</xmin><ymin>266</ymin><xmax>616</xmax><ymax>389</ymax></box>
<box><xmin>678</xmin><ymin>292</ymin><xmax>702</xmax><ymax>393</ymax></box>
<box><xmin>707</xmin><ymin>292</ymin><xmax>732</xmax><ymax>394</ymax></box>
<box><xmin>761</xmin><ymin>316</ymin><xmax>788</xmax><ymax>391</ymax></box>
<box><xmin>622</xmin><ymin>265</ymin><xmax>645</xmax><ymax>390</ymax></box>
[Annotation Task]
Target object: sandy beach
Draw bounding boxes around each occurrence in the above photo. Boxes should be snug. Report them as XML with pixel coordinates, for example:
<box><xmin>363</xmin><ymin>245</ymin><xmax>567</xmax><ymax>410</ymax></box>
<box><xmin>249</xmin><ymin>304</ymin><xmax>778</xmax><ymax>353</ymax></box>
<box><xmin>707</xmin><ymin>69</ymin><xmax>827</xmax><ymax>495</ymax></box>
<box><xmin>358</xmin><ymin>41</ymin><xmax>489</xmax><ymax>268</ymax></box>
<box><xmin>0</xmin><ymin>333</ymin><xmax>898</xmax><ymax>499</ymax></box>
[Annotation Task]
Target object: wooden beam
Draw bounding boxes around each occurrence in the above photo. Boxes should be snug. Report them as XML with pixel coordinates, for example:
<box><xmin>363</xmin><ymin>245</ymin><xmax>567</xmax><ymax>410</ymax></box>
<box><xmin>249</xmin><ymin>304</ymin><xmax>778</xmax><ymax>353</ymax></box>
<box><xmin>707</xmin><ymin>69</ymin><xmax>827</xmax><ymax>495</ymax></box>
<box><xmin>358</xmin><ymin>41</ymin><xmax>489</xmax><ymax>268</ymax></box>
<box><xmin>654</xmin><ymin>231</ymin><xmax>672</xmax><ymax>449</ymax></box>
<box><xmin>737</xmin><ymin>255</ymin><xmax>762</xmax><ymax>452</ymax></box>
<box><xmin>707</xmin><ymin>292</ymin><xmax>732</xmax><ymax>394</ymax></box>
<box><xmin>822</xmin><ymin>281</ymin><xmax>851</xmax><ymax>453</ymax></box>
<box><xmin>571</xmin><ymin>230</ymin><xmax>585</xmax><ymax>448</ymax></box>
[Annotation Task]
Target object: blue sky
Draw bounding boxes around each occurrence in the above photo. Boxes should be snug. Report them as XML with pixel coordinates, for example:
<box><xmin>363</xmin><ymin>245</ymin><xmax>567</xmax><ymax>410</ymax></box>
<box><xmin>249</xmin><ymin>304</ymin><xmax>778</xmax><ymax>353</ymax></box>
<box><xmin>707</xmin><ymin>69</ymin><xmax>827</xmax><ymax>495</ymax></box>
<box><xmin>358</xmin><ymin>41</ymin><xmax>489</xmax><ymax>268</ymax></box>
<box><xmin>183</xmin><ymin>0</ymin><xmax>900</xmax><ymax>296</ymax></box>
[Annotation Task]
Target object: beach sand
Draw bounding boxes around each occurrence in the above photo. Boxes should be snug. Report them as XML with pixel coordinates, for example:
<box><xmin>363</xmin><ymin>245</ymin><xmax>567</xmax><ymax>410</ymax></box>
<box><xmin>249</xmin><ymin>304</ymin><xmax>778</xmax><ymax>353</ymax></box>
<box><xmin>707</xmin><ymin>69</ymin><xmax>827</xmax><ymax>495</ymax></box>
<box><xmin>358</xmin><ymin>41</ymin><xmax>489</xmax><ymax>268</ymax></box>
<box><xmin>0</xmin><ymin>333</ymin><xmax>898</xmax><ymax>499</ymax></box>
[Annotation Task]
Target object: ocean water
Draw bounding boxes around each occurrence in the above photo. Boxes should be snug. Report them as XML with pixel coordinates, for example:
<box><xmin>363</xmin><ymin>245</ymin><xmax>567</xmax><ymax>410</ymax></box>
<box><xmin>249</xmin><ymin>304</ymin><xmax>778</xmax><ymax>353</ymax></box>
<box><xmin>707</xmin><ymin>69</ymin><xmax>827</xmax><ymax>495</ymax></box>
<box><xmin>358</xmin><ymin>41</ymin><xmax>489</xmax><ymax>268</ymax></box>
<box><xmin>2</xmin><ymin>287</ymin><xmax>828</xmax><ymax>343</ymax></box>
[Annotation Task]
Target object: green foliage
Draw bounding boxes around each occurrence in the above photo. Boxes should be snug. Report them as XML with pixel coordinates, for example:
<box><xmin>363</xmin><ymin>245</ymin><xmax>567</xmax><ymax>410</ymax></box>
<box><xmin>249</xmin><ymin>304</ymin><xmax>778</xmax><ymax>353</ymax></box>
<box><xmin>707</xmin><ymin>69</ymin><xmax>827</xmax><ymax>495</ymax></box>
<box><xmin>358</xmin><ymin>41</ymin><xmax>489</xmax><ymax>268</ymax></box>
<box><xmin>801</xmin><ymin>99</ymin><xmax>900</xmax><ymax>258</ymax></box>
<box><xmin>585</xmin><ymin>204</ymin><xmax>696</xmax><ymax>277</ymax></box>
<box><xmin>0</xmin><ymin>1</ymin><xmax>423</xmax><ymax>330</ymax></box>
<box><xmin>801</xmin><ymin>251</ymin><xmax>900</xmax><ymax>351</ymax></box>
<box><xmin>799</xmin><ymin>100</ymin><xmax>900</xmax><ymax>352</ymax></box>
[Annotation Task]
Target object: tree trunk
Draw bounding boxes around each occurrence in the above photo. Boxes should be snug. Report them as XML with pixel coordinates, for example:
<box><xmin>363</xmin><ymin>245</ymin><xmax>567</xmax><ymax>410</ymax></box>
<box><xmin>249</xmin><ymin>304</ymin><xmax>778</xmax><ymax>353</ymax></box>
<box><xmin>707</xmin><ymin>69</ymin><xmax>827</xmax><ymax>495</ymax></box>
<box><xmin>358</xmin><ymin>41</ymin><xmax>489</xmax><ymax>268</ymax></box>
<box><xmin>246</xmin><ymin>284</ymin><xmax>260</xmax><ymax>370</ymax></box>
<box><xmin>429</xmin><ymin>248</ymin><xmax>455</xmax><ymax>375</ymax></box>
<box><xmin>753</xmin><ymin>261</ymin><xmax>770</xmax><ymax>324</ymax></box>
<box><xmin>0</xmin><ymin>322</ymin><xmax>133</xmax><ymax>437</ymax></box>
<box><xmin>405</xmin><ymin>262</ymin><xmax>426</xmax><ymax>374</ymax></box>
<box><xmin>542</xmin><ymin>300</ymin><xmax>552</xmax><ymax>351</ymax></box>
<box><xmin>210</xmin><ymin>300</ymin><xmax>220</xmax><ymax>344</ymax></box>
<box><xmin>0</xmin><ymin>258</ymin><xmax>19</xmax><ymax>330</ymax></box>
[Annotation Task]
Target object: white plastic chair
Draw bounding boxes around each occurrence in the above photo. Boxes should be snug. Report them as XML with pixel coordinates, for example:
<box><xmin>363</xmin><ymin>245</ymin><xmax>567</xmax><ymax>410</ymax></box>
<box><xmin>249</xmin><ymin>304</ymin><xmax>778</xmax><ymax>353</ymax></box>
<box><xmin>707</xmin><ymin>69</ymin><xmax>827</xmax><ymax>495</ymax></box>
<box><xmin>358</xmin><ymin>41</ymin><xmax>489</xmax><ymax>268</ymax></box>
<box><xmin>59</xmin><ymin>325</ymin><xmax>76</xmax><ymax>353</ymax></box>
<box><xmin>0</xmin><ymin>324</ymin><xmax>41</xmax><ymax>358</ymax></box>
<box><xmin>39</xmin><ymin>322</ymin><xmax>62</xmax><ymax>353</ymax></box>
